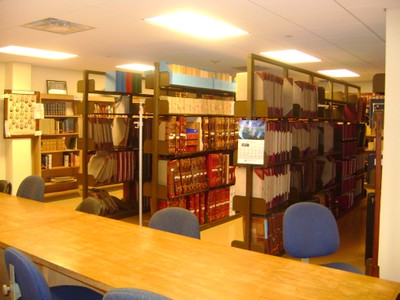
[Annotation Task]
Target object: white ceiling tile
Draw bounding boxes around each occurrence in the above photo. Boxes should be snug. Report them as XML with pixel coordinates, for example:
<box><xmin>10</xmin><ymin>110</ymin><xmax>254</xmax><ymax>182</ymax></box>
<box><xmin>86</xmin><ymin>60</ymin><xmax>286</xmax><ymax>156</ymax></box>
<box><xmin>0</xmin><ymin>0</ymin><xmax>395</xmax><ymax>81</ymax></box>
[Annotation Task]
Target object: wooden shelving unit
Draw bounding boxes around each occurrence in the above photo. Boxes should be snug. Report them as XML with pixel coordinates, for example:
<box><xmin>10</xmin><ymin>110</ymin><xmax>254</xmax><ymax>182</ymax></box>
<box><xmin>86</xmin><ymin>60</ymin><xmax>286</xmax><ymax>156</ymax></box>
<box><xmin>144</xmin><ymin>62</ymin><xmax>238</xmax><ymax>227</ymax></box>
<box><xmin>77</xmin><ymin>70</ymin><xmax>150</xmax><ymax>219</ymax></box>
<box><xmin>39</xmin><ymin>93</ymin><xmax>81</xmax><ymax>198</ymax></box>
<box><xmin>232</xmin><ymin>53</ymin><xmax>365</xmax><ymax>253</ymax></box>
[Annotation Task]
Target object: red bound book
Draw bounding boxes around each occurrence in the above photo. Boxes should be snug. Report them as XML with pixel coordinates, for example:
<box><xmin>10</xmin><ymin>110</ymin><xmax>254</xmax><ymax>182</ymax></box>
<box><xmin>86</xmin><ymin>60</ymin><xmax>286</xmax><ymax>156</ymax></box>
<box><xmin>178</xmin><ymin>117</ymin><xmax>186</xmax><ymax>153</ymax></box>
<box><xmin>269</xmin><ymin>122</ymin><xmax>276</xmax><ymax>165</ymax></box>
<box><xmin>199</xmin><ymin>192</ymin><xmax>206</xmax><ymax>224</ymax></box>
<box><xmin>125</xmin><ymin>72</ymin><xmax>133</xmax><ymax>93</ymax></box>
<box><xmin>158</xmin><ymin>159</ymin><xmax>179</xmax><ymax>198</ymax></box>
<box><xmin>207</xmin><ymin>153</ymin><xmax>221</xmax><ymax>188</ymax></box>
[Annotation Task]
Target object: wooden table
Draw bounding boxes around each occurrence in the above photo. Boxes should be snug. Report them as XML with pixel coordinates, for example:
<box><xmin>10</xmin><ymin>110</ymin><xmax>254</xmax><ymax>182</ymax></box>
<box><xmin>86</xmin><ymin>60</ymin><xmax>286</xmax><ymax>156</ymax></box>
<box><xmin>0</xmin><ymin>193</ymin><xmax>399</xmax><ymax>299</ymax></box>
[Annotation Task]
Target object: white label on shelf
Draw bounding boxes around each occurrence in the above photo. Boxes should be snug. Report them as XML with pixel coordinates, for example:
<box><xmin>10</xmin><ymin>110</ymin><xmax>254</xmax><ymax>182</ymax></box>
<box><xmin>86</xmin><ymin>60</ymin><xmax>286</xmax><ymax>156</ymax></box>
<box><xmin>74</xmin><ymin>95</ymin><xmax>83</xmax><ymax>101</ymax></box>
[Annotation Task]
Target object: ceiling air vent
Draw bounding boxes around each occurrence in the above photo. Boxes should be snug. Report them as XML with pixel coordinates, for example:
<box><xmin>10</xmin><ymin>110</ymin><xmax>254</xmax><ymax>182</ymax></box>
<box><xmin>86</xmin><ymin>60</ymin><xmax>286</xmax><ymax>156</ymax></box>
<box><xmin>22</xmin><ymin>17</ymin><xmax>94</xmax><ymax>35</ymax></box>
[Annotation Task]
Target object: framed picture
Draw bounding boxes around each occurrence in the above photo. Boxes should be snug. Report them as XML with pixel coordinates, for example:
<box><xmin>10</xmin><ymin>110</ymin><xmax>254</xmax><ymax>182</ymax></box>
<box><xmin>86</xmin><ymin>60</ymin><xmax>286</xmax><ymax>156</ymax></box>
<box><xmin>47</xmin><ymin>80</ymin><xmax>67</xmax><ymax>95</ymax></box>
<box><xmin>3</xmin><ymin>89</ymin><xmax>40</xmax><ymax>138</ymax></box>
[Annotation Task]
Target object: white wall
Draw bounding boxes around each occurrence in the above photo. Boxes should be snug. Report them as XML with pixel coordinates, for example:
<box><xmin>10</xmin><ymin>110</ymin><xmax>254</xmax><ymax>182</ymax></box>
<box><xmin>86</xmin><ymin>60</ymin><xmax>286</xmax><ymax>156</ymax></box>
<box><xmin>31</xmin><ymin>67</ymin><xmax>82</xmax><ymax>94</ymax></box>
<box><xmin>379</xmin><ymin>7</ymin><xmax>400</xmax><ymax>282</ymax></box>
<box><xmin>354</xmin><ymin>81</ymin><xmax>373</xmax><ymax>93</ymax></box>
<box><xmin>2</xmin><ymin>63</ymin><xmax>33</xmax><ymax>193</ymax></box>
<box><xmin>0</xmin><ymin>63</ymin><xmax>6</xmax><ymax>180</ymax></box>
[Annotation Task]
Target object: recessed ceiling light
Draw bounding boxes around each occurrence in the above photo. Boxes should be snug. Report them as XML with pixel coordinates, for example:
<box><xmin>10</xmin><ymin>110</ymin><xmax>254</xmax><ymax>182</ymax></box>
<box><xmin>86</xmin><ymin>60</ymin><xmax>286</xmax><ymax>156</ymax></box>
<box><xmin>22</xmin><ymin>17</ymin><xmax>94</xmax><ymax>35</ymax></box>
<box><xmin>260</xmin><ymin>49</ymin><xmax>321</xmax><ymax>63</ymax></box>
<box><xmin>0</xmin><ymin>46</ymin><xmax>77</xmax><ymax>60</ymax></box>
<box><xmin>144</xmin><ymin>11</ymin><xmax>248</xmax><ymax>39</ymax></box>
<box><xmin>318</xmin><ymin>69</ymin><xmax>360</xmax><ymax>78</ymax></box>
<box><xmin>116</xmin><ymin>63</ymin><xmax>155</xmax><ymax>72</ymax></box>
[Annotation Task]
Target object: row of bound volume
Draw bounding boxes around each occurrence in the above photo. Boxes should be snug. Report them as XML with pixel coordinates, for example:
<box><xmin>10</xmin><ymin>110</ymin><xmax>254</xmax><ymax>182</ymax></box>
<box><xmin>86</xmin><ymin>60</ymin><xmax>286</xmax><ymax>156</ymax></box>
<box><xmin>157</xmin><ymin>186</ymin><xmax>234</xmax><ymax>225</ymax></box>
<box><xmin>252</xmin><ymin>212</ymin><xmax>285</xmax><ymax>255</ymax></box>
<box><xmin>88</xmin><ymin>150</ymin><xmax>135</xmax><ymax>184</ymax></box>
<box><xmin>235</xmin><ymin>165</ymin><xmax>291</xmax><ymax>211</ymax></box>
<box><xmin>236</xmin><ymin>72</ymin><xmax>318</xmax><ymax>118</ymax></box>
<box><xmin>41</xmin><ymin>118</ymin><xmax>75</xmax><ymax>135</ymax></box>
<box><xmin>158</xmin><ymin>153</ymin><xmax>235</xmax><ymax>199</ymax></box>
<box><xmin>87</xmin><ymin>117</ymin><xmax>134</xmax><ymax>149</ymax></box>
<box><xmin>158</xmin><ymin>116</ymin><xmax>238</xmax><ymax>154</ymax></box>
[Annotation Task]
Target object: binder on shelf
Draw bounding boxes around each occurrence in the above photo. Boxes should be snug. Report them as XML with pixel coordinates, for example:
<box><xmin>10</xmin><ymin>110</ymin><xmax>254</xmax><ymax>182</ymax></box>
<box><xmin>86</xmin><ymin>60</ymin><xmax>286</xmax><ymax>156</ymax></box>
<box><xmin>105</xmin><ymin>71</ymin><xmax>142</xmax><ymax>93</ymax></box>
<box><xmin>112</xmin><ymin>118</ymin><xmax>130</xmax><ymax>147</ymax></box>
<box><xmin>282</xmin><ymin>78</ymin><xmax>294</xmax><ymax>117</ymax></box>
<box><xmin>115</xmin><ymin>95</ymin><xmax>132</xmax><ymax>114</ymax></box>
<box><xmin>145</xmin><ymin>61</ymin><xmax>235</xmax><ymax>92</ymax></box>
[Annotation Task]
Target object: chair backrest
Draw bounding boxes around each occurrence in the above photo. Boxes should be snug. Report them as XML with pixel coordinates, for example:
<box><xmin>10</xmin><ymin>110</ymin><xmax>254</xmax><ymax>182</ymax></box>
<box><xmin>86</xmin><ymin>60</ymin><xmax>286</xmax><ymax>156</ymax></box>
<box><xmin>148</xmin><ymin>207</ymin><xmax>200</xmax><ymax>239</ymax></box>
<box><xmin>16</xmin><ymin>175</ymin><xmax>45</xmax><ymax>201</ymax></box>
<box><xmin>4</xmin><ymin>247</ymin><xmax>52</xmax><ymax>300</ymax></box>
<box><xmin>283</xmin><ymin>202</ymin><xmax>340</xmax><ymax>259</ymax></box>
<box><xmin>0</xmin><ymin>180</ymin><xmax>12</xmax><ymax>194</ymax></box>
<box><xmin>75</xmin><ymin>197</ymin><xmax>104</xmax><ymax>215</ymax></box>
<box><xmin>103</xmin><ymin>288</ymin><xmax>170</xmax><ymax>300</ymax></box>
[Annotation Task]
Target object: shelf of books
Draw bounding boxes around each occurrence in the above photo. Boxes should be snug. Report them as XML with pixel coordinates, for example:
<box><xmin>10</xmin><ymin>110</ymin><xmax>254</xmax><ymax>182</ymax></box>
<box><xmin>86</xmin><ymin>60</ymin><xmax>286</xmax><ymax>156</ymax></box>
<box><xmin>144</xmin><ymin>62</ymin><xmax>241</xmax><ymax>228</ymax></box>
<box><xmin>77</xmin><ymin>69</ymin><xmax>151</xmax><ymax>219</ymax></box>
<box><xmin>231</xmin><ymin>53</ymin><xmax>366</xmax><ymax>253</ymax></box>
<box><xmin>39</xmin><ymin>94</ymin><xmax>81</xmax><ymax>198</ymax></box>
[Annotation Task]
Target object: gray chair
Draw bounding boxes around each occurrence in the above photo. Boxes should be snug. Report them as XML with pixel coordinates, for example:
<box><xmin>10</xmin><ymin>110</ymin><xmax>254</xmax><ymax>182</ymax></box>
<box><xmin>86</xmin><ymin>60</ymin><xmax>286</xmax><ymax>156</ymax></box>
<box><xmin>3</xmin><ymin>247</ymin><xmax>103</xmax><ymax>300</ymax></box>
<box><xmin>76</xmin><ymin>197</ymin><xmax>104</xmax><ymax>215</ymax></box>
<box><xmin>16</xmin><ymin>175</ymin><xmax>45</xmax><ymax>201</ymax></box>
<box><xmin>283</xmin><ymin>202</ymin><xmax>363</xmax><ymax>274</ymax></box>
<box><xmin>0</xmin><ymin>180</ymin><xmax>12</xmax><ymax>194</ymax></box>
<box><xmin>148</xmin><ymin>207</ymin><xmax>200</xmax><ymax>239</ymax></box>
<box><xmin>103</xmin><ymin>288</ymin><xmax>170</xmax><ymax>300</ymax></box>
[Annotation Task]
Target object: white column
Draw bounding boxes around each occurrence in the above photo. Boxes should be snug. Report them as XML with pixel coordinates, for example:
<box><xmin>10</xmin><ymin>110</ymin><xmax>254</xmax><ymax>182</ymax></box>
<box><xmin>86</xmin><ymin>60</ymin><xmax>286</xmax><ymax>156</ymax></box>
<box><xmin>379</xmin><ymin>7</ymin><xmax>400</xmax><ymax>281</ymax></box>
<box><xmin>3</xmin><ymin>63</ymin><xmax>34</xmax><ymax>195</ymax></box>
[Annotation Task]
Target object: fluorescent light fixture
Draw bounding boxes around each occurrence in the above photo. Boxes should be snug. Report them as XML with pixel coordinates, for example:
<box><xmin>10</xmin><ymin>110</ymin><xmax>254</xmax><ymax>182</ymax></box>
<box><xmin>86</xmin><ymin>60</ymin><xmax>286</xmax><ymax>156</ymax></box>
<box><xmin>260</xmin><ymin>49</ymin><xmax>321</xmax><ymax>63</ymax></box>
<box><xmin>318</xmin><ymin>69</ymin><xmax>360</xmax><ymax>78</ymax></box>
<box><xmin>116</xmin><ymin>63</ymin><xmax>155</xmax><ymax>71</ymax></box>
<box><xmin>0</xmin><ymin>46</ymin><xmax>77</xmax><ymax>60</ymax></box>
<box><xmin>145</xmin><ymin>11</ymin><xmax>248</xmax><ymax>39</ymax></box>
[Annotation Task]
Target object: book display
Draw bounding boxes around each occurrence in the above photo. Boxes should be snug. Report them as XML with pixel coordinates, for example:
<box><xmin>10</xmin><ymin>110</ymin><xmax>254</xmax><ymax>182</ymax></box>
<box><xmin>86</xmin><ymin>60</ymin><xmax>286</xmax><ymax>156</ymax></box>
<box><xmin>77</xmin><ymin>70</ymin><xmax>149</xmax><ymax>218</ymax></box>
<box><xmin>144</xmin><ymin>62</ymin><xmax>239</xmax><ymax>228</ymax></box>
<box><xmin>232</xmin><ymin>53</ymin><xmax>365</xmax><ymax>253</ymax></box>
<box><xmin>39</xmin><ymin>94</ymin><xmax>81</xmax><ymax>197</ymax></box>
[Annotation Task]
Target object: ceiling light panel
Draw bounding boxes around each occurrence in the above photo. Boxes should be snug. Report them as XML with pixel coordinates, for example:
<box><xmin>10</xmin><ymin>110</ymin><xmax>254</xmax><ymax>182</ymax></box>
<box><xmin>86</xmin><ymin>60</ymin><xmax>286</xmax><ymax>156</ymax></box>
<box><xmin>145</xmin><ymin>11</ymin><xmax>248</xmax><ymax>39</ymax></box>
<box><xmin>0</xmin><ymin>46</ymin><xmax>77</xmax><ymax>60</ymax></box>
<box><xmin>318</xmin><ymin>69</ymin><xmax>360</xmax><ymax>78</ymax></box>
<box><xmin>116</xmin><ymin>63</ymin><xmax>155</xmax><ymax>71</ymax></box>
<box><xmin>22</xmin><ymin>17</ymin><xmax>94</xmax><ymax>35</ymax></box>
<box><xmin>260</xmin><ymin>49</ymin><xmax>321</xmax><ymax>63</ymax></box>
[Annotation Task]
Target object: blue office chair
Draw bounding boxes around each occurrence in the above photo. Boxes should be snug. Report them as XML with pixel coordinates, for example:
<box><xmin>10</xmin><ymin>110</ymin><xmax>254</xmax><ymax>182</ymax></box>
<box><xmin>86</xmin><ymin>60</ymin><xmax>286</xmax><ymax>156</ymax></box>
<box><xmin>3</xmin><ymin>247</ymin><xmax>103</xmax><ymax>300</ymax></box>
<box><xmin>148</xmin><ymin>207</ymin><xmax>200</xmax><ymax>239</ymax></box>
<box><xmin>103</xmin><ymin>288</ymin><xmax>170</xmax><ymax>300</ymax></box>
<box><xmin>283</xmin><ymin>202</ymin><xmax>363</xmax><ymax>274</ymax></box>
<box><xmin>16</xmin><ymin>175</ymin><xmax>45</xmax><ymax>201</ymax></box>
<box><xmin>0</xmin><ymin>180</ymin><xmax>12</xmax><ymax>194</ymax></box>
<box><xmin>76</xmin><ymin>197</ymin><xmax>104</xmax><ymax>215</ymax></box>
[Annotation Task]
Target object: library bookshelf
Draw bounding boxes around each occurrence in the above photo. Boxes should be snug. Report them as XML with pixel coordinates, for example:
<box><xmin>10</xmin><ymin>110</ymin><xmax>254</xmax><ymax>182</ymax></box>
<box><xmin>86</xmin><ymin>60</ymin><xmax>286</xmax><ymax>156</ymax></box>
<box><xmin>39</xmin><ymin>93</ymin><xmax>81</xmax><ymax>198</ymax></box>
<box><xmin>77</xmin><ymin>70</ymin><xmax>150</xmax><ymax>219</ymax></box>
<box><xmin>144</xmin><ymin>62</ymin><xmax>240</xmax><ymax>229</ymax></box>
<box><xmin>232</xmin><ymin>53</ymin><xmax>366</xmax><ymax>253</ymax></box>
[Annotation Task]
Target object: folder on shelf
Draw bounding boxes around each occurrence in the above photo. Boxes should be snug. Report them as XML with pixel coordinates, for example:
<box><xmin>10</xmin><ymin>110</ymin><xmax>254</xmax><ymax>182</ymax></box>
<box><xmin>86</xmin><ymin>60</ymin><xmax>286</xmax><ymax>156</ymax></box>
<box><xmin>282</xmin><ymin>78</ymin><xmax>294</xmax><ymax>117</ymax></box>
<box><xmin>252</xmin><ymin>168</ymin><xmax>264</xmax><ymax>199</ymax></box>
<box><xmin>115</xmin><ymin>95</ymin><xmax>131</xmax><ymax>114</ymax></box>
<box><xmin>112</xmin><ymin>118</ymin><xmax>130</xmax><ymax>147</ymax></box>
